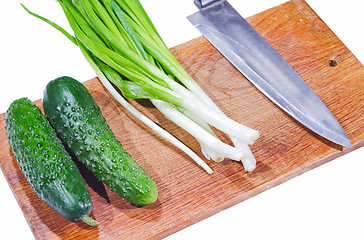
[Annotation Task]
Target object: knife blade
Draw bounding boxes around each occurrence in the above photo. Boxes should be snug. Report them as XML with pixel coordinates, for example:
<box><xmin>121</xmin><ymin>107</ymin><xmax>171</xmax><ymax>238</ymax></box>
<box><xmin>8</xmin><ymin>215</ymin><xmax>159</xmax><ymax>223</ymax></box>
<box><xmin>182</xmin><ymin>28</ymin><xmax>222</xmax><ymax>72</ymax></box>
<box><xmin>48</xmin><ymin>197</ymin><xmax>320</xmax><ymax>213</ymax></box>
<box><xmin>187</xmin><ymin>0</ymin><xmax>351</xmax><ymax>148</ymax></box>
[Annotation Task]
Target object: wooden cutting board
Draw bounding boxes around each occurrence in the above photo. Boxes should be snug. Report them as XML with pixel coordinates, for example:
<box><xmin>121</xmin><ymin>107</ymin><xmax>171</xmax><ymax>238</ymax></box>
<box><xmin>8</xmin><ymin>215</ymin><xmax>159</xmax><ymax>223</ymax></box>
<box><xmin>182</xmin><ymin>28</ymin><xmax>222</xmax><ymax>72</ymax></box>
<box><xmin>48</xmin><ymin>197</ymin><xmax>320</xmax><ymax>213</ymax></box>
<box><xmin>1</xmin><ymin>0</ymin><xmax>363</xmax><ymax>239</ymax></box>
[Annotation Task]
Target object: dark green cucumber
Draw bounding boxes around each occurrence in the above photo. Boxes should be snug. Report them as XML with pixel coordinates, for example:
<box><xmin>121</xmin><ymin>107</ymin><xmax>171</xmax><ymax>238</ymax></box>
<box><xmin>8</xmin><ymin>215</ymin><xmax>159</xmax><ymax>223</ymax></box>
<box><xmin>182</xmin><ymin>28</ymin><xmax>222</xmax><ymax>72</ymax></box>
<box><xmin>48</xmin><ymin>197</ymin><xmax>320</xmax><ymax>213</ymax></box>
<box><xmin>43</xmin><ymin>76</ymin><xmax>158</xmax><ymax>206</ymax></box>
<box><xmin>5</xmin><ymin>97</ymin><xmax>97</xmax><ymax>226</ymax></box>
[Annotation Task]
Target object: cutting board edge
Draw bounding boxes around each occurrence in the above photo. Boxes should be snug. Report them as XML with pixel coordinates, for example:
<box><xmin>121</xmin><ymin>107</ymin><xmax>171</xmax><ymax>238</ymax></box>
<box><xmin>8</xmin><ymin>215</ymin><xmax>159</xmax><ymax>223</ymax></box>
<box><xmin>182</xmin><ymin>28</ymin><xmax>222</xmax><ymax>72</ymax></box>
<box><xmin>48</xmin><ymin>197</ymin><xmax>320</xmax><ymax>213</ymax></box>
<box><xmin>155</xmin><ymin>141</ymin><xmax>363</xmax><ymax>239</ymax></box>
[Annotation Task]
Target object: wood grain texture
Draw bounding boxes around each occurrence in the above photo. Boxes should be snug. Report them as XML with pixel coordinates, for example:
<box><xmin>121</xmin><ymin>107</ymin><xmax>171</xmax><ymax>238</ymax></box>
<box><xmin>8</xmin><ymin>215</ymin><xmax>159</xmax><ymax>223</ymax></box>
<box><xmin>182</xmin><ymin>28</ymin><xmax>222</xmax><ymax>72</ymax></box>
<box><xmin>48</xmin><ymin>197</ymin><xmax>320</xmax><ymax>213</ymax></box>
<box><xmin>0</xmin><ymin>0</ymin><xmax>363</xmax><ymax>239</ymax></box>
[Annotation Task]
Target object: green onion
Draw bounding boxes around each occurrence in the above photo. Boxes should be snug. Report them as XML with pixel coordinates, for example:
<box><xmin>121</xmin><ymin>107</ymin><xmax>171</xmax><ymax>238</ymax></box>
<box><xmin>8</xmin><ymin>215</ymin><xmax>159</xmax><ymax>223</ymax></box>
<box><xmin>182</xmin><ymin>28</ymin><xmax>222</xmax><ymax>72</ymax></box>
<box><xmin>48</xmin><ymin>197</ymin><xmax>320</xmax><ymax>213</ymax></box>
<box><xmin>21</xmin><ymin>0</ymin><xmax>260</xmax><ymax>173</ymax></box>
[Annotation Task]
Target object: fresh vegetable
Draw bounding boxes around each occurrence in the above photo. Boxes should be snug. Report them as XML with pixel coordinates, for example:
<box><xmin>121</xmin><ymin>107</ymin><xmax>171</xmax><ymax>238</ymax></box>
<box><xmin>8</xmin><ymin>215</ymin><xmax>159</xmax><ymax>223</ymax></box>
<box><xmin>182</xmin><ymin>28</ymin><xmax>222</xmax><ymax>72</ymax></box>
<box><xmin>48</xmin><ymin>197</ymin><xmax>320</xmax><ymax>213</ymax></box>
<box><xmin>22</xmin><ymin>0</ymin><xmax>260</xmax><ymax>173</ymax></box>
<box><xmin>43</xmin><ymin>76</ymin><xmax>158</xmax><ymax>206</ymax></box>
<box><xmin>5</xmin><ymin>97</ymin><xmax>98</xmax><ymax>226</ymax></box>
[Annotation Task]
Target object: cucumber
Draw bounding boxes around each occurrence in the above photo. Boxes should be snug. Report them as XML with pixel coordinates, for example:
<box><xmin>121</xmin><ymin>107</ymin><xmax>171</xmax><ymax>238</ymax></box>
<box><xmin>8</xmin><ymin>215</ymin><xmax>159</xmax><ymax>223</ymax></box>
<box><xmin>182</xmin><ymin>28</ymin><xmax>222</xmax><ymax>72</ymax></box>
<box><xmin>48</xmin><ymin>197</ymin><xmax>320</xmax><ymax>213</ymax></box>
<box><xmin>43</xmin><ymin>76</ymin><xmax>158</xmax><ymax>206</ymax></box>
<box><xmin>5</xmin><ymin>97</ymin><xmax>97</xmax><ymax>226</ymax></box>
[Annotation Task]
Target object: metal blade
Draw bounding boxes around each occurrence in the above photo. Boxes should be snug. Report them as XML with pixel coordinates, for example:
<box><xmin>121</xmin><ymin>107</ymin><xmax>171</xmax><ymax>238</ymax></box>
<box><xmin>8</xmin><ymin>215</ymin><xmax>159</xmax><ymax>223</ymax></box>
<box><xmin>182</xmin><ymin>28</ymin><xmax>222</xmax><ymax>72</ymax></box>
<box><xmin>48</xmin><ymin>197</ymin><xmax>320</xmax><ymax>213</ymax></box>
<box><xmin>188</xmin><ymin>0</ymin><xmax>351</xmax><ymax>147</ymax></box>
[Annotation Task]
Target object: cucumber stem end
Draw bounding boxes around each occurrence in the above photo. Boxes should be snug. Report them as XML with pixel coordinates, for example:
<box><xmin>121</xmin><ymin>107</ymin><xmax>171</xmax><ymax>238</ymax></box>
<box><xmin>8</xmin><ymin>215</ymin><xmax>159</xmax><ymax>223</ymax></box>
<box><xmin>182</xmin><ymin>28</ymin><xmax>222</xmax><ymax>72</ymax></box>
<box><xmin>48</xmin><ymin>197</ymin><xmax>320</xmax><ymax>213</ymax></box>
<box><xmin>81</xmin><ymin>215</ymin><xmax>99</xmax><ymax>227</ymax></box>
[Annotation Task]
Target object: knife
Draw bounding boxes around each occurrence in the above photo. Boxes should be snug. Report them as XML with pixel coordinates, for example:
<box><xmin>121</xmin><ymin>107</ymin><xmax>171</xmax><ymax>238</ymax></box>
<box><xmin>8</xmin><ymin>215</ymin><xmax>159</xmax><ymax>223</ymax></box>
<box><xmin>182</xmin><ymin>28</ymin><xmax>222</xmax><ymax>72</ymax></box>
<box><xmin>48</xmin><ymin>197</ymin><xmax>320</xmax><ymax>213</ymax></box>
<box><xmin>187</xmin><ymin>0</ymin><xmax>352</xmax><ymax>148</ymax></box>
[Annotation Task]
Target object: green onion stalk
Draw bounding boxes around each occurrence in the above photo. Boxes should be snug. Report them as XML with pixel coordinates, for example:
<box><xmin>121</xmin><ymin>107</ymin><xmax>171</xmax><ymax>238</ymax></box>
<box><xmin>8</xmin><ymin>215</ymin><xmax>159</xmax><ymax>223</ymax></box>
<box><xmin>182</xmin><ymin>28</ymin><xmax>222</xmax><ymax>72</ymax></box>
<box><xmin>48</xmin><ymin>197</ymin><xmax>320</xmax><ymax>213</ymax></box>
<box><xmin>22</xmin><ymin>0</ymin><xmax>260</xmax><ymax>173</ymax></box>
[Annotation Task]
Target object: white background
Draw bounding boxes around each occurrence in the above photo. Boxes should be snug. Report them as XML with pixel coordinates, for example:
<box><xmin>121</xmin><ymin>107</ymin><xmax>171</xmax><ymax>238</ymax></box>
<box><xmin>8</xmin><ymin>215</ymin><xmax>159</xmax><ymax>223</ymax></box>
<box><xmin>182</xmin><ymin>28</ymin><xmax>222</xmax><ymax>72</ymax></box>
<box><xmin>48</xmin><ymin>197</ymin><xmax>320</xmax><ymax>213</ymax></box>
<box><xmin>0</xmin><ymin>0</ymin><xmax>363</xmax><ymax>239</ymax></box>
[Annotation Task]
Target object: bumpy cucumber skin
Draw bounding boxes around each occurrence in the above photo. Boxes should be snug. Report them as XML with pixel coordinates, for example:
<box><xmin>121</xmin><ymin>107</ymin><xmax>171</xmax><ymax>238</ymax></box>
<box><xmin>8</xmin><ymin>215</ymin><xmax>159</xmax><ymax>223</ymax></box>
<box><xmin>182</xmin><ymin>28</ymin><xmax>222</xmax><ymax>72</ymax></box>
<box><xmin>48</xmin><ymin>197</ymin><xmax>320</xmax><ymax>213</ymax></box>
<box><xmin>43</xmin><ymin>76</ymin><xmax>158</xmax><ymax>206</ymax></box>
<box><xmin>5</xmin><ymin>97</ymin><xmax>93</xmax><ymax>222</ymax></box>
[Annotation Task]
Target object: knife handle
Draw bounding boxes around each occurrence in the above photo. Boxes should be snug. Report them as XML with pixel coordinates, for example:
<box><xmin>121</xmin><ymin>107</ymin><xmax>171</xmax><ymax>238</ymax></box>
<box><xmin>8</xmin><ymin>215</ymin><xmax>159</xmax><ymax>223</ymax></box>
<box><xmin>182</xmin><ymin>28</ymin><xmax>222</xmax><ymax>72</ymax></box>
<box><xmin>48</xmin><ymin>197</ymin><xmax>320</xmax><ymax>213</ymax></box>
<box><xmin>194</xmin><ymin>0</ymin><xmax>223</xmax><ymax>9</ymax></box>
